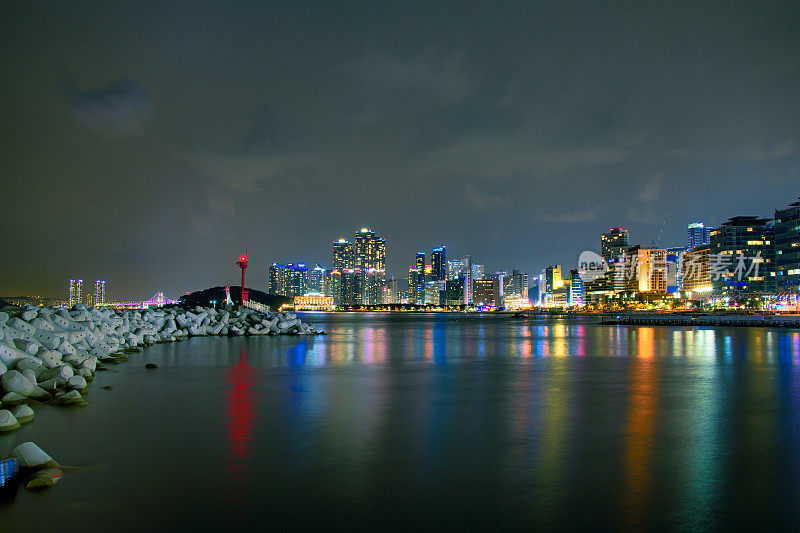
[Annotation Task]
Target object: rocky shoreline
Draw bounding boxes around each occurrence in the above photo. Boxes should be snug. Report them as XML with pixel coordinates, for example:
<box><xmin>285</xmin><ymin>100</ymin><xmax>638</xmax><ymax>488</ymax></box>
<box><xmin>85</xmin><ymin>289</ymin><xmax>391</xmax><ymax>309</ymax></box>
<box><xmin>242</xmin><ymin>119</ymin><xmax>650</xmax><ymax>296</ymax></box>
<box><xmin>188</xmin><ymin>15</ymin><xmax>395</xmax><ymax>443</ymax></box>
<box><xmin>0</xmin><ymin>302</ymin><xmax>323</xmax><ymax>491</ymax></box>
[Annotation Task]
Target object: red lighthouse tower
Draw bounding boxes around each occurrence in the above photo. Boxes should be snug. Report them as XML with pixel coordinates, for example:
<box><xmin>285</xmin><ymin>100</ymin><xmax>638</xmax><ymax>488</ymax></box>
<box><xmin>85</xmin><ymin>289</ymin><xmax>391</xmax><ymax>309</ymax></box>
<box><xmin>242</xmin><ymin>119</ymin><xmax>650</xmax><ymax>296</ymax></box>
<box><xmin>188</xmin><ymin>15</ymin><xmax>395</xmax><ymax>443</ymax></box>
<box><xmin>236</xmin><ymin>251</ymin><xmax>249</xmax><ymax>305</ymax></box>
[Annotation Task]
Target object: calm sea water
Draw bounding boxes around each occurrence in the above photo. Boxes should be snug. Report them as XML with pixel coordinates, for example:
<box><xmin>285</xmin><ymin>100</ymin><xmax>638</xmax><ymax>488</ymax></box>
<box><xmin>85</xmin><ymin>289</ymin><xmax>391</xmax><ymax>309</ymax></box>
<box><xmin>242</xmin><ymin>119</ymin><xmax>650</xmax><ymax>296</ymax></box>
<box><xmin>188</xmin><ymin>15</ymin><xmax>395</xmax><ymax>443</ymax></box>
<box><xmin>3</xmin><ymin>313</ymin><xmax>800</xmax><ymax>531</ymax></box>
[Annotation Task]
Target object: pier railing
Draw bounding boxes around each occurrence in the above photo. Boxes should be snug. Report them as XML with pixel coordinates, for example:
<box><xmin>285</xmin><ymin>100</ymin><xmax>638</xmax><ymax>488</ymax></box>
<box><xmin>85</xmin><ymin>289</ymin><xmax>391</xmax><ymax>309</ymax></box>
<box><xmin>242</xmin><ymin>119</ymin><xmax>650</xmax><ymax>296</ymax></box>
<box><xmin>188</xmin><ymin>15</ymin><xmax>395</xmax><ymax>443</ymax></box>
<box><xmin>242</xmin><ymin>299</ymin><xmax>271</xmax><ymax>315</ymax></box>
<box><xmin>602</xmin><ymin>312</ymin><xmax>800</xmax><ymax>327</ymax></box>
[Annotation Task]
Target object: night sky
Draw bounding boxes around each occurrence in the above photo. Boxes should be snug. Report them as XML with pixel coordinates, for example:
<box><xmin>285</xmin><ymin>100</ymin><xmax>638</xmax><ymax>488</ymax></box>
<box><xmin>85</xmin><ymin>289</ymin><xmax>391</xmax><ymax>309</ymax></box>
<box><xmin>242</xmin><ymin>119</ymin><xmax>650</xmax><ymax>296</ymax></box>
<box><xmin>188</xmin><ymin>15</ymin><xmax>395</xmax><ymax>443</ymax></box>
<box><xmin>2</xmin><ymin>2</ymin><xmax>798</xmax><ymax>300</ymax></box>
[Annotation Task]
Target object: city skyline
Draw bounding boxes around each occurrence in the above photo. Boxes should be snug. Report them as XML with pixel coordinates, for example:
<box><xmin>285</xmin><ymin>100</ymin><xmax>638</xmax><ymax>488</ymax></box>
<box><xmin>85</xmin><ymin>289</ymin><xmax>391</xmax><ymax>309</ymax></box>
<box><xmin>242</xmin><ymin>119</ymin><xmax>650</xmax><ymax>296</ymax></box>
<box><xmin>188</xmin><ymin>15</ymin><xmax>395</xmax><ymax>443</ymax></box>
<box><xmin>20</xmin><ymin>192</ymin><xmax>800</xmax><ymax>304</ymax></box>
<box><xmin>261</xmin><ymin>192</ymin><xmax>797</xmax><ymax>309</ymax></box>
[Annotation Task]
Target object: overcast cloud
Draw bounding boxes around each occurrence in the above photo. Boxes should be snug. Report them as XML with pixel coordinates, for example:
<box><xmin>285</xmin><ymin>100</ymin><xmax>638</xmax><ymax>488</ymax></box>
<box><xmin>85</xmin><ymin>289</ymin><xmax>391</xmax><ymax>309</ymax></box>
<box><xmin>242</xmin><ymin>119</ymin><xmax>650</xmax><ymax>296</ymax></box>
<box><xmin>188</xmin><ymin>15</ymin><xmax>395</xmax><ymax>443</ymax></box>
<box><xmin>1</xmin><ymin>1</ymin><xmax>798</xmax><ymax>299</ymax></box>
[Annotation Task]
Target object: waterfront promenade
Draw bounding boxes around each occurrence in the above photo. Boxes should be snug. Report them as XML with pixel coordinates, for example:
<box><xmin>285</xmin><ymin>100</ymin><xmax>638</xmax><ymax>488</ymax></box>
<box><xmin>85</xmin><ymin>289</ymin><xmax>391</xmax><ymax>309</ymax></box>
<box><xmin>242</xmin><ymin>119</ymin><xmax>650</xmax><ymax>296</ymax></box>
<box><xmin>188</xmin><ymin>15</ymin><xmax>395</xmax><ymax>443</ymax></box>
<box><xmin>600</xmin><ymin>313</ymin><xmax>800</xmax><ymax>327</ymax></box>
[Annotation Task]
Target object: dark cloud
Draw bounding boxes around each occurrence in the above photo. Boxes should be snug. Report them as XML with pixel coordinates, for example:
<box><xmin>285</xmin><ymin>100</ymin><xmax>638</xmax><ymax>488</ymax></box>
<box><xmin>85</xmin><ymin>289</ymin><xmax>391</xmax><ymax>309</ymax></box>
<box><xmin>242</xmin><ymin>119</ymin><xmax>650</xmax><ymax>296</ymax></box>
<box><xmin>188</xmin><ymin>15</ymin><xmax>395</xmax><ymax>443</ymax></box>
<box><xmin>0</xmin><ymin>1</ymin><xmax>798</xmax><ymax>299</ymax></box>
<box><xmin>64</xmin><ymin>78</ymin><xmax>150</xmax><ymax>134</ymax></box>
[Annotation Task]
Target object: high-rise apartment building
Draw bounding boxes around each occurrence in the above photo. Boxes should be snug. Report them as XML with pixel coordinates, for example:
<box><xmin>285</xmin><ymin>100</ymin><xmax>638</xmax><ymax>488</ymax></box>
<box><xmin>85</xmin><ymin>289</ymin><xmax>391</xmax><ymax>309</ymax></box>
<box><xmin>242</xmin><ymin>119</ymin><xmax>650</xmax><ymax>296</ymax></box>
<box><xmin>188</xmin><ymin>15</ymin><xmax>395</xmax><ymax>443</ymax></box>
<box><xmin>407</xmin><ymin>267</ymin><xmax>418</xmax><ymax>304</ymax></box>
<box><xmin>268</xmin><ymin>263</ymin><xmax>288</xmax><ymax>295</ymax></box>
<box><xmin>337</xmin><ymin>269</ymin><xmax>363</xmax><ymax>307</ymax></box>
<box><xmin>269</xmin><ymin>262</ymin><xmax>309</xmax><ymax>297</ymax></box>
<box><xmin>683</xmin><ymin>244</ymin><xmax>713</xmax><ymax>293</ymax></box>
<box><xmin>528</xmin><ymin>277</ymin><xmax>540</xmax><ymax>306</ymax></box>
<box><xmin>544</xmin><ymin>266</ymin><xmax>563</xmax><ymax>293</ymax></box>
<box><xmin>352</xmin><ymin>228</ymin><xmax>386</xmax><ymax>305</ymax></box>
<box><xmin>461</xmin><ymin>255</ymin><xmax>473</xmax><ymax>305</ymax></box>
<box><xmin>332</xmin><ymin>239</ymin><xmax>356</xmax><ymax>271</ymax></box>
<box><xmin>601</xmin><ymin>227</ymin><xmax>630</xmax><ymax>262</ymax></box>
<box><xmin>94</xmin><ymin>280</ymin><xmax>106</xmax><ymax>306</ymax></box>
<box><xmin>415</xmin><ymin>252</ymin><xmax>426</xmax><ymax>304</ymax></box>
<box><xmin>621</xmin><ymin>246</ymin><xmax>668</xmax><ymax>293</ymax></box>
<box><xmin>286</xmin><ymin>263</ymin><xmax>309</xmax><ymax>297</ymax></box>
<box><xmin>331</xmin><ymin>228</ymin><xmax>386</xmax><ymax>306</ymax></box>
<box><xmin>710</xmin><ymin>216</ymin><xmax>775</xmax><ymax>295</ymax></box>
<box><xmin>362</xmin><ymin>269</ymin><xmax>384</xmax><ymax>305</ymax></box>
<box><xmin>382</xmin><ymin>277</ymin><xmax>398</xmax><ymax>304</ymax></box>
<box><xmin>687</xmin><ymin>222</ymin><xmax>711</xmax><ymax>251</ymax></box>
<box><xmin>473</xmin><ymin>278</ymin><xmax>499</xmax><ymax>307</ymax></box>
<box><xmin>308</xmin><ymin>263</ymin><xmax>327</xmax><ymax>294</ymax></box>
<box><xmin>447</xmin><ymin>258</ymin><xmax>465</xmax><ymax>280</ymax></box>
<box><xmin>354</xmin><ymin>228</ymin><xmax>386</xmax><ymax>271</ymax></box>
<box><xmin>502</xmin><ymin>269</ymin><xmax>528</xmax><ymax>300</ymax></box>
<box><xmin>329</xmin><ymin>270</ymin><xmax>342</xmax><ymax>306</ymax></box>
<box><xmin>471</xmin><ymin>263</ymin><xmax>484</xmax><ymax>281</ymax></box>
<box><xmin>666</xmin><ymin>247</ymin><xmax>684</xmax><ymax>292</ymax></box>
<box><xmin>569</xmin><ymin>269</ymin><xmax>584</xmax><ymax>306</ymax></box>
<box><xmin>539</xmin><ymin>266</ymin><xmax>567</xmax><ymax>306</ymax></box>
<box><xmin>68</xmin><ymin>279</ymin><xmax>83</xmax><ymax>307</ymax></box>
<box><xmin>443</xmin><ymin>278</ymin><xmax>465</xmax><ymax>306</ymax></box>
<box><xmin>601</xmin><ymin>228</ymin><xmax>631</xmax><ymax>294</ymax></box>
<box><xmin>496</xmin><ymin>270</ymin><xmax>508</xmax><ymax>303</ymax></box>
<box><xmin>774</xmin><ymin>197</ymin><xmax>800</xmax><ymax>291</ymax></box>
<box><xmin>424</xmin><ymin>280</ymin><xmax>443</xmax><ymax>305</ymax></box>
<box><xmin>431</xmin><ymin>246</ymin><xmax>446</xmax><ymax>281</ymax></box>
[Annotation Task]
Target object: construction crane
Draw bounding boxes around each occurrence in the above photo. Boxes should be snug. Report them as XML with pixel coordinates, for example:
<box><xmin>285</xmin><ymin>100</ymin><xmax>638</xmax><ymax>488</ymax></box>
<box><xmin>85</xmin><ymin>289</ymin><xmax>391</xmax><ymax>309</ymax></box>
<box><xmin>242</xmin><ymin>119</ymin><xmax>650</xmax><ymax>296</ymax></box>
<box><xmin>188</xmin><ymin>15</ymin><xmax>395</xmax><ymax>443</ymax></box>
<box><xmin>652</xmin><ymin>216</ymin><xmax>668</xmax><ymax>247</ymax></box>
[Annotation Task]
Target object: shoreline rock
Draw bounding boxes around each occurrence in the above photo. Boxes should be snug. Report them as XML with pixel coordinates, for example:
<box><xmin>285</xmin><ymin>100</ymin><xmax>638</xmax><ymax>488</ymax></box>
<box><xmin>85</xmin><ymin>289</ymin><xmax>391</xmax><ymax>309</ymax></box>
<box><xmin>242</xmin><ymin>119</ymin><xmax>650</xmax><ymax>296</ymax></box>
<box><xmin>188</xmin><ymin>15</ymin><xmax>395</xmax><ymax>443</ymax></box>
<box><xmin>0</xmin><ymin>301</ymin><xmax>324</xmax><ymax>493</ymax></box>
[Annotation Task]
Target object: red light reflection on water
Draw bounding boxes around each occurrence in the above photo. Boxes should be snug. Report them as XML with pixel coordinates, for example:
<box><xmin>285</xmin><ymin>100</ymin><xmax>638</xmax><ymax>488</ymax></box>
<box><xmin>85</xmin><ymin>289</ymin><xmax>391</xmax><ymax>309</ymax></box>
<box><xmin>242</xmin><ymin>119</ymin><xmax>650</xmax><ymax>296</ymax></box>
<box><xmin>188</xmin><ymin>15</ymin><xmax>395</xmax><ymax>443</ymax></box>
<box><xmin>225</xmin><ymin>347</ymin><xmax>255</xmax><ymax>503</ymax></box>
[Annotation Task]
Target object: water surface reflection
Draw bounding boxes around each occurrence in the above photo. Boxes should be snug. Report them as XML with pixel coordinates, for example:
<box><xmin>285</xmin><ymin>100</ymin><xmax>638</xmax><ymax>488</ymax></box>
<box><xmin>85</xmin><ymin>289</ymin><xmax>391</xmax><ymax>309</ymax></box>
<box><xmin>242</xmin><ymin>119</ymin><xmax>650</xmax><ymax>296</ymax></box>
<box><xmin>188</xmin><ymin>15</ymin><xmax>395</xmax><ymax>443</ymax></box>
<box><xmin>4</xmin><ymin>314</ymin><xmax>800</xmax><ymax>530</ymax></box>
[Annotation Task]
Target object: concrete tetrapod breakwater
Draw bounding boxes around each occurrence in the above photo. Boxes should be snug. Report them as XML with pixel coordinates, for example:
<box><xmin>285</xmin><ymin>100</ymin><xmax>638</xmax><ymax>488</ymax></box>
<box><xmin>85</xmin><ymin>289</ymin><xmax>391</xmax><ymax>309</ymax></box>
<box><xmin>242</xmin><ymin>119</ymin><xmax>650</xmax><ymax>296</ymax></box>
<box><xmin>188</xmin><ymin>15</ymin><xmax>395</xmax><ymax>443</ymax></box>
<box><xmin>601</xmin><ymin>313</ymin><xmax>800</xmax><ymax>328</ymax></box>
<box><xmin>0</xmin><ymin>302</ymin><xmax>324</xmax><ymax>492</ymax></box>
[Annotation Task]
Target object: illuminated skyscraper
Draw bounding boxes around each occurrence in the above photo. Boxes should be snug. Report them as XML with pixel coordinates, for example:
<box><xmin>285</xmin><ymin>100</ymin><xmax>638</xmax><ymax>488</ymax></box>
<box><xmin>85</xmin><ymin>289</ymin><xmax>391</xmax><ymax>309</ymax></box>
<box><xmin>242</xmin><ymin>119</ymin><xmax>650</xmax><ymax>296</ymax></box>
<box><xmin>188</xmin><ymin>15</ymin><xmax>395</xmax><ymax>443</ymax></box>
<box><xmin>666</xmin><ymin>247</ymin><xmax>684</xmax><ymax>292</ymax></box>
<box><xmin>354</xmin><ymin>228</ymin><xmax>386</xmax><ymax>271</ymax></box>
<box><xmin>462</xmin><ymin>255</ymin><xmax>473</xmax><ymax>305</ymax></box>
<box><xmin>330</xmin><ymin>270</ymin><xmax>342</xmax><ymax>306</ymax></box>
<box><xmin>68</xmin><ymin>279</ymin><xmax>83</xmax><ymax>307</ymax></box>
<box><xmin>431</xmin><ymin>246</ymin><xmax>446</xmax><ymax>281</ymax></box>
<box><xmin>687</xmin><ymin>222</ymin><xmax>711</xmax><ymax>251</ymax></box>
<box><xmin>443</xmin><ymin>278</ymin><xmax>464</xmax><ymax>306</ymax></box>
<box><xmin>620</xmin><ymin>246</ymin><xmax>668</xmax><ymax>293</ymax></box>
<box><xmin>569</xmin><ymin>269</ymin><xmax>584</xmax><ymax>306</ymax></box>
<box><xmin>94</xmin><ymin>280</ymin><xmax>106</xmax><ymax>306</ymax></box>
<box><xmin>471</xmin><ymin>263</ymin><xmax>484</xmax><ymax>281</ymax></box>
<box><xmin>447</xmin><ymin>258</ymin><xmax>464</xmax><ymax>280</ymax></box>
<box><xmin>268</xmin><ymin>263</ymin><xmax>288</xmax><ymax>295</ymax></box>
<box><xmin>425</xmin><ymin>280</ymin><xmax>444</xmax><ymax>305</ymax></box>
<box><xmin>363</xmin><ymin>269</ymin><xmax>384</xmax><ymax>305</ymax></box>
<box><xmin>473</xmin><ymin>278</ymin><xmax>499</xmax><ymax>307</ymax></box>
<box><xmin>354</xmin><ymin>228</ymin><xmax>386</xmax><ymax>305</ymax></box>
<box><xmin>308</xmin><ymin>263</ymin><xmax>327</xmax><ymax>294</ymax></box>
<box><xmin>544</xmin><ymin>266</ymin><xmax>563</xmax><ymax>293</ymax></box>
<box><xmin>382</xmin><ymin>276</ymin><xmax>398</xmax><ymax>304</ymax></box>
<box><xmin>415</xmin><ymin>252</ymin><xmax>426</xmax><ymax>304</ymax></box>
<box><xmin>503</xmin><ymin>269</ymin><xmax>528</xmax><ymax>300</ymax></box>
<box><xmin>408</xmin><ymin>267</ymin><xmax>418</xmax><ymax>304</ymax></box>
<box><xmin>269</xmin><ymin>262</ymin><xmax>314</xmax><ymax>297</ymax></box>
<box><xmin>332</xmin><ymin>239</ymin><xmax>355</xmax><ymax>271</ymax></box>
<box><xmin>710</xmin><ymin>216</ymin><xmax>775</xmax><ymax>295</ymax></box>
<box><xmin>286</xmin><ymin>263</ymin><xmax>309</xmax><ymax>297</ymax></box>
<box><xmin>774</xmin><ymin>197</ymin><xmax>800</xmax><ymax>291</ymax></box>
<box><xmin>601</xmin><ymin>227</ymin><xmax>630</xmax><ymax>262</ymax></box>
<box><xmin>337</xmin><ymin>269</ymin><xmax>363</xmax><ymax>307</ymax></box>
<box><xmin>496</xmin><ymin>270</ymin><xmax>508</xmax><ymax>304</ymax></box>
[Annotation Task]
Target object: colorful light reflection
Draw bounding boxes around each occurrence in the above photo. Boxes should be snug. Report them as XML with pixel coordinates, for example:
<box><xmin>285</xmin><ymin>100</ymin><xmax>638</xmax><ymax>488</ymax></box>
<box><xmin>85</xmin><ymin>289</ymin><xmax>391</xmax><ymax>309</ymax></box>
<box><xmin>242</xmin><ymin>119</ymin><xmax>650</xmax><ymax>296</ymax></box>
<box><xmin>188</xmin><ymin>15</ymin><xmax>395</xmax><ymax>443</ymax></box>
<box><xmin>225</xmin><ymin>347</ymin><xmax>255</xmax><ymax>504</ymax></box>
